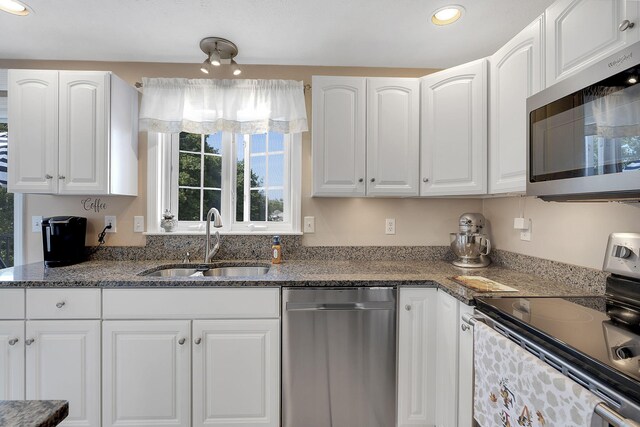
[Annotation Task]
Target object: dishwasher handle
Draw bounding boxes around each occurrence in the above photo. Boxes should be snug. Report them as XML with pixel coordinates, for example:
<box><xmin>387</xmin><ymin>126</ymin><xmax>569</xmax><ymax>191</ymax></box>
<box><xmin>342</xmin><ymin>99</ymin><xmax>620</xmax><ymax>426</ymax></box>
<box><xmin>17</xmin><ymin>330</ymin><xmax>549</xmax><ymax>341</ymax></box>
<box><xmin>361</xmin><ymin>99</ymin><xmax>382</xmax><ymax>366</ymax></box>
<box><xmin>286</xmin><ymin>301</ymin><xmax>395</xmax><ymax>311</ymax></box>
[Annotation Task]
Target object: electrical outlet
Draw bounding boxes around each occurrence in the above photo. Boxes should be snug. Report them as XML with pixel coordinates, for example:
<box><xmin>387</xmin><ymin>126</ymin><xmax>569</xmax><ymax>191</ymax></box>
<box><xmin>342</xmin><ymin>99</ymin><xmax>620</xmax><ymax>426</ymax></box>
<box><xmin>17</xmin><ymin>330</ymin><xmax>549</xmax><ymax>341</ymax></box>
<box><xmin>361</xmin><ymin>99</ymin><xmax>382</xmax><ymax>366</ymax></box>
<box><xmin>520</xmin><ymin>219</ymin><xmax>532</xmax><ymax>241</ymax></box>
<box><xmin>133</xmin><ymin>216</ymin><xmax>145</xmax><ymax>233</ymax></box>
<box><xmin>32</xmin><ymin>216</ymin><xmax>43</xmax><ymax>233</ymax></box>
<box><xmin>105</xmin><ymin>215</ymin><xmax>117</xmax><ymax>233</ymax></box>
<box><xmin>385</xmin><ymin>218</ymin><xmax>396</xmax><ymax>235</ymax></box>
<box><xmin>303</xmin><ymin>216</ymin><xmax>315</xmax><ymax>233</ymax></box>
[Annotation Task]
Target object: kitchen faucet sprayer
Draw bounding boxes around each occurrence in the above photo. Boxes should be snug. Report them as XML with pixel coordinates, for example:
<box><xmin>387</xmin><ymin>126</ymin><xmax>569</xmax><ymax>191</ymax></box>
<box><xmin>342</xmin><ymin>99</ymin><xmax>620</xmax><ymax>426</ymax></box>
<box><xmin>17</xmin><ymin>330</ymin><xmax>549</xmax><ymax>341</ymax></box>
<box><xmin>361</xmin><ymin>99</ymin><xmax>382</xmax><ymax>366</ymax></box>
<box><xmin>204</xmin><ymin>207</ymin><xmax>223</xmax><ymax>263</ymax></box>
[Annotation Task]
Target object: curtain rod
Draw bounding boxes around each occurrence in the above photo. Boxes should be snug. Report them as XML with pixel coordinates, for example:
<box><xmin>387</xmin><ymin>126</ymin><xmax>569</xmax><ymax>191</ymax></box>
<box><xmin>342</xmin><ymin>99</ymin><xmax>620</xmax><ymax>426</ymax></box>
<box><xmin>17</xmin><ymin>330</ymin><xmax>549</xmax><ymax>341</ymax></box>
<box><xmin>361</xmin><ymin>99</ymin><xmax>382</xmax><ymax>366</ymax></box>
<box><xmin>134</xmin><ymin>81</ymin><xmax>312</xmax><ymax>93</ymax></box>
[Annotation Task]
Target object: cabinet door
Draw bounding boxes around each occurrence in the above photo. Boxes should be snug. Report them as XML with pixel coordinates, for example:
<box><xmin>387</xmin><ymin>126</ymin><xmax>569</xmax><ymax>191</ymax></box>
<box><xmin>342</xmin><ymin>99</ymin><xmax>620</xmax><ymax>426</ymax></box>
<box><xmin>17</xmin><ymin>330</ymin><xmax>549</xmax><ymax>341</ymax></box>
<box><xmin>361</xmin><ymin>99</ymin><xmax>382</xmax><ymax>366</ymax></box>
<box><xmin>457</xmin><ymin>303</ymin><xmax>475</xmax><ymax>427</ymax></box>
<box><xmin>489</xmin><ymin>16</ymin><xmax>544</xmax><ymax>194</ymax></box>
<box><xmin>546</xmin><ymin>0</ymin><xmax>639</xmax><ymax>86</ymax></box>
<box><xmin>102</xmin><ymin>320</ymin><xmax>191</xmax><ymax>427</ymax></box>
<box><xmin>0</xmin><ymin>321</ymin><xmax>24</xmax><ymax>400</ymax></box>
<box><xmin>435</xmin><ymin>291</ymin><xmax>459</xmax><ymax>427</ymax></box>
<box><xmin>58</xmin><ymin>71</ymin><xmax>110</xmax><ymax>195</ymax></box>
<box><xmin>7</xmin><ymin>69</ymin><xmax>58</xmax><ymax>193</ymax></box>
<box><xmin>367</xmin><ymin>78</ymin><xmax>420</xmax><ymax>196</ymax></box>
<box><xmin>397</xmin><ymin>288</ymin><xmax>437</xmax><ymax>427</ymax></box>
<box><xmin>193</xmin><ymin>319</ymin><xmax>280</xmax><ymax>427</ymax></box>
<box><xmin>25</xmin><ymin>320</ymin><xmax>100</xmax><ymax>427</ymax></box>
<box><xmin>312</xmin><ymin>76</ymin><xmax>366</xmax><ymax>197</ymax></box>
<box><xmin>420</xmin><ymin>60</ymin><xmax>487</xmax><ymax>196</ymax></box>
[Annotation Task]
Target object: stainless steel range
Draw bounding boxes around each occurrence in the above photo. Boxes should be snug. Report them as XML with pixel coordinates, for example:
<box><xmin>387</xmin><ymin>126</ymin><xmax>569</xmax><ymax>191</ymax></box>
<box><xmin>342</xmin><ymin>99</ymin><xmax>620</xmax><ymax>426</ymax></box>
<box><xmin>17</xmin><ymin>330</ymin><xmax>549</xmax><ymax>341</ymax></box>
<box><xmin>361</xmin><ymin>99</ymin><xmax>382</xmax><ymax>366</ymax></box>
<box><xmin>473</xmin><ymin>233</ymin><xmax>640</xmax><ymax>426</ymax></box>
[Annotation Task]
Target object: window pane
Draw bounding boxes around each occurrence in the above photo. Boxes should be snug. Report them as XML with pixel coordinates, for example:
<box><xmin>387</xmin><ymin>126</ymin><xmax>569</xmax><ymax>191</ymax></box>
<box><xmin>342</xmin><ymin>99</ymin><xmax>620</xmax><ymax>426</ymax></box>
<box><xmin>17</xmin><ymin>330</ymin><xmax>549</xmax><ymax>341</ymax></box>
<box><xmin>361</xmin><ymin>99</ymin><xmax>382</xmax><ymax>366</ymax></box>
<box><xmin>203</xmin><ymin>154</ymin><xmax>222</xmax><ymax>188</ymax></box>
<box><xmin>203</xmin><ymin>190</ymin><xmax>221</xmax><ymax>217</ymax></box>
<box><xmin>251</xmin><ymin>133</ymin><xmax>266</xmax><ymax>153</ymax></box>
<box><xmin>0</xmin><ymin>122</ymin><xmax>14</xmax><ymax>268</ymax></box>
<box><xmin>204</xmin><ymin>133</ymin><xmax>222</xmax><ymax>154</ymax></box>
<box><xmin>179</xmin><ymin>132</ymin><xmax>201</xmax><ymax>152</ymax></box>
<box><xmin>269</xmin><ymin>132</ymin><xmax>284</xmax><ymax>151</ymax></box>
<box><xmin>268</xmin><ymin>153</ymin><xmax>284</xmax><ymax>187</ymax></box>
<box><xmin>179</xmin><ymin>152</ymin><xmax>201</xmax><ymax>187</ymax></box>
<box><xmin>268</xmin><ymin>189</ymin><xmax>284</xmax><ymax>222</ymax></box>
<box><xmin>250</xmin><ymin>155</ymin><xmax>266</xmax><ymax>188</ymax></box>
<box><xmin>178</xmin><ymin>188</ymin><xmax>200</xmax><ymax>221</ymax></box>
<box><xmin>250</xmin><ymin>189</ymin><xmax>266</xmax><ymax>221</ymax></box>
<box><xmin>236</xmin><ymin>158</ymin><xmax>245</xmax><ymax>222</ymax></box>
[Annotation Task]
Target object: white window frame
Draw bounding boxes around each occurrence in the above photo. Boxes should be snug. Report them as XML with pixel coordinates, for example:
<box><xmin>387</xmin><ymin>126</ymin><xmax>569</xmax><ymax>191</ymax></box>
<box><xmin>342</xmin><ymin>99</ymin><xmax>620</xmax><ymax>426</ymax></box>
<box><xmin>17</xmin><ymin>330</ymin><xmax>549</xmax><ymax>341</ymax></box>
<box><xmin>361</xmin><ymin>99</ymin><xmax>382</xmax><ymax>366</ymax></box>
<box><xmin>146</xmin><ymin>131</ymin><xmax>301</xmax><ymax>235</ymax></box>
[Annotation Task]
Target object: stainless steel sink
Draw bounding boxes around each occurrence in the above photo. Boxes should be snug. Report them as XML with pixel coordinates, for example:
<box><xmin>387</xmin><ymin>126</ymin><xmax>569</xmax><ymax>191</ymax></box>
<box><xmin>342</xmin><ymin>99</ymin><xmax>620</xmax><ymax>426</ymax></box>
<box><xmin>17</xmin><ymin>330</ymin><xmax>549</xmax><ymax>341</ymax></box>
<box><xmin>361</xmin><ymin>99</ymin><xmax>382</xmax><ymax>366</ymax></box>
<box><xmin>203</xmin><ymin>266</ymin><xmax>270</xmax><ymax>277</ymax></box>
<box><xmin>141</xmin><ymin>264</ymin><xmax>270</xmax><ymax>278</ymax></box>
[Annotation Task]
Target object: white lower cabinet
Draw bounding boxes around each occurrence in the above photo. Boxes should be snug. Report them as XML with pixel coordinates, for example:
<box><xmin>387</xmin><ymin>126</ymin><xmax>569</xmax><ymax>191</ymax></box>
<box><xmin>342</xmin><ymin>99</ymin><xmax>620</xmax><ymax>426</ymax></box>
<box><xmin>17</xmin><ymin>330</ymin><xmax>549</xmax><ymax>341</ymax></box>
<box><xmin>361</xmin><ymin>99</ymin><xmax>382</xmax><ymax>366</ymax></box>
<box><xmin>0</xmin><ymin>320</ymin><xmax>25</xmax><ymax>400</ymax></box>
<box><xmin>192</xmin><ymin>320</ymin><xmax>280</xmax><ymax>427</ymax></box>
<box><xmin>398</xmin><ymin>288</ymin><xmax>474</xmax><ymax>427</ymax></box>
<box><xmin>25</xmin><ymin>320</ymin><xmax>101</xmax><ymax>427</ymax></box>
<box><xmin>102</xmin><ymin>320</ymin><xmax>191</xmax><ymax>427</ymax></box>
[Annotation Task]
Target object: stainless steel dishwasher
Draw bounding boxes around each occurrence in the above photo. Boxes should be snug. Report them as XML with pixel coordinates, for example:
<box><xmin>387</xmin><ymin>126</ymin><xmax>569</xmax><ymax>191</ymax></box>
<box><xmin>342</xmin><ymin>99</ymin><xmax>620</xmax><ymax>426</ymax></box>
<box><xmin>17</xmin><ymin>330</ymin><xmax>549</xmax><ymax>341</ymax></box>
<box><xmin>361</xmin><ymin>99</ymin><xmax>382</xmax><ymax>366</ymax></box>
<box><xmin>282</xmin><ymin>287</ymin><xmax>397</xmax><ymax>427</ymax></box>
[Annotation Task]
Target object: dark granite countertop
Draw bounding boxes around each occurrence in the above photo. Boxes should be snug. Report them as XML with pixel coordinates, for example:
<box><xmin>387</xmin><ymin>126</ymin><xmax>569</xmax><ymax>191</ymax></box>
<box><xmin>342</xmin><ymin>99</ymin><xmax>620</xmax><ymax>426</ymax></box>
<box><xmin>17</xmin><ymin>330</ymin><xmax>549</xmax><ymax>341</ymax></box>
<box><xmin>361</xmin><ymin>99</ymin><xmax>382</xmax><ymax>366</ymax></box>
<box><xmin>0</xmin><ymin>400</ymin><xmax>68</xmax><ymax>427</ymax></box>
<box><xmin>0</xmin><ymin>259</ymin><xmax>601</xmax><ymax>304</ymax></box>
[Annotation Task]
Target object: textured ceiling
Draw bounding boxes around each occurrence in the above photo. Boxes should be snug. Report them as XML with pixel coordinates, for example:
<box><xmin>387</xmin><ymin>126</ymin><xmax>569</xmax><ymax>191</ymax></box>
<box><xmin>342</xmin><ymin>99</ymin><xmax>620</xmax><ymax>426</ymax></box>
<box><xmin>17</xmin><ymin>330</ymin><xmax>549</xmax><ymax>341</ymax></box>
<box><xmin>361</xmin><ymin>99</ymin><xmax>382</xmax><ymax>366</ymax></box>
<box><xmin>0</xmin><ymin>0</ymin><xmax>555</xmax><ymax>68</ymax></box>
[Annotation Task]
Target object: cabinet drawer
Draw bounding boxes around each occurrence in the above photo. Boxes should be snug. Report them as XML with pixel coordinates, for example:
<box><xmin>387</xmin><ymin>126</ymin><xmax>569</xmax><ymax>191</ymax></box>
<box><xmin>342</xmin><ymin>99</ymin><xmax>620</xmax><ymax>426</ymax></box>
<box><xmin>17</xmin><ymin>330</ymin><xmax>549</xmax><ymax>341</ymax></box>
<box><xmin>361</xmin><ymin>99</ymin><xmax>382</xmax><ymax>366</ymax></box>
<box><xmin>103</xmin><ymin>288</ymin><xmax>280</xmax><ymax>319</ymax></box>
<box><xmin>26</xmin><ymin>289</ymin><xmax>101</xmax><ymax>319</ymax></box>
<box><xmin>0</xmin><ymin>289</ymin><xmax>25</xmax><ymax>319</ymax></box>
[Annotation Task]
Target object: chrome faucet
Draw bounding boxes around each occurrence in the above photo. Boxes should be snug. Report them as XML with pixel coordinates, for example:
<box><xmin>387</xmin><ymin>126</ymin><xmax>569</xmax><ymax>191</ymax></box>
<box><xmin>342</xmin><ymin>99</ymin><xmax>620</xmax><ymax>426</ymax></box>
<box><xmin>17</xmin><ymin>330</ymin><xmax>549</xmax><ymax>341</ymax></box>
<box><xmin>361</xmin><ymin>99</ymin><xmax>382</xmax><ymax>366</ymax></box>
<box><xmin>204</xmin><ymin>207</ymin><xmax>223</xmax><ymax>263</ymax></box>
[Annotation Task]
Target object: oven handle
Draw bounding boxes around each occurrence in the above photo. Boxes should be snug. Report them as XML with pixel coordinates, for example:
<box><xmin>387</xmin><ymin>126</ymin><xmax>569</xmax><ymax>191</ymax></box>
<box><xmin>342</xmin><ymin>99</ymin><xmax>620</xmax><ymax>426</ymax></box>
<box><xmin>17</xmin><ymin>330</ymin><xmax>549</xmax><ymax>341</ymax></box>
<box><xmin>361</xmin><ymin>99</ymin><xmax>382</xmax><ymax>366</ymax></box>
<box><xmin>461</xmin><ymin>313</ymin><xmax>640</xmax><ymax>427</ymax></box>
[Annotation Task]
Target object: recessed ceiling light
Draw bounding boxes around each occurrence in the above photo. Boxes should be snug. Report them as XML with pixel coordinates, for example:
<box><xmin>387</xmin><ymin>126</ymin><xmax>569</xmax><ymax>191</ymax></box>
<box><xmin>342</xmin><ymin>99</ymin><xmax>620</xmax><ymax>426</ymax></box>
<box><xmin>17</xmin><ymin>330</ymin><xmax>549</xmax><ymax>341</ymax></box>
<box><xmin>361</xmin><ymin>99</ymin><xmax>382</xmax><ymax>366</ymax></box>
<box><xmin>432</xmin><ymin>5</ymin><xmax>464</xmax><ymax>26</ymax></box>
<box><xmin>628</xmin><ymin>77</ymin><xmax>637</xmax><ymax>84</ymax></box>
<box><xmin>0</xmin><ymin>0</ymin><xmax>30</xmax><ymax>16</ymax></box>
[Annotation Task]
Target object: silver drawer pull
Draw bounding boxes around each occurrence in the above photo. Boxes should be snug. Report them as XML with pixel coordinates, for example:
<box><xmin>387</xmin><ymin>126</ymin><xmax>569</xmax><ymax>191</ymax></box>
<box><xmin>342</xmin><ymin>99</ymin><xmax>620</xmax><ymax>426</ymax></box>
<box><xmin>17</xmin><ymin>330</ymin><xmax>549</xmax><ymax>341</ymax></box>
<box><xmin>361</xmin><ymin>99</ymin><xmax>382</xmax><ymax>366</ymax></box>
<box><xmin>58</xmin><ymin>175</ymin><xmax>66</xmax><ymax>180</ymax></box>
<box><xmin>619</xmin><ymin>19</ymin><xmax>635</xmax><ymax>31</ymax></box>
<box><xmin>8</xmin><ymin>338</ymin><xmax>18</xmax><ymax>346</ymax></box>
<box><xmin>45</xmin><ymin>174</ymin><xmax>53</xmax><ymax>180</ymax></box>
<box><xmin>178</xmin><ymin>338</ymin><xmax>186</xmax><ymax>345</ymax></box>
<box><xmin>25</xmin><ymin>338</ymin><xmax>35</xmax><ymax>345</ymax></box>
<box><xmin>405</xmin><ymin>304</ymin><xmax>411</xmax><ymax>311</ymax></box>
<box><xmin>461</xmin><ymin>324</ymin><xmax>470</xmax><ymax>332</ymax></box>
<box><xmin>56</xmin><ymin>301</ymin><xmax>66</xmax><ymax>308</ymax></box>
<box><xmin>194</xmin><ymin>338</ymin><xmax>202</xmax><ymax>345</ymax></box>
<box><xmin>358</xmin><ymin>178</ymin><xmax>364</xmax><ymax>183</ymax></box>
<box><xmin>423</xmin><ymin>177</ymin><xmax>429</xmax><ymax>183</ymax></box>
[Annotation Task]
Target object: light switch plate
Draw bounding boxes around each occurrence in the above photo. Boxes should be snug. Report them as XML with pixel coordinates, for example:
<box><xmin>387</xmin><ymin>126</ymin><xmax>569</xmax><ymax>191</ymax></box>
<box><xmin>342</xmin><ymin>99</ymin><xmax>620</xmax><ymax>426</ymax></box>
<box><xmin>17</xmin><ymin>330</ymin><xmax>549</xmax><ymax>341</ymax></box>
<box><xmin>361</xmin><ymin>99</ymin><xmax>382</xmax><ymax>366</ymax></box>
<box><xmin>32</xmin><ymin>216</ymin><xmax>43</xmax><ymax>233</ymax></box>
<box><xmin>303</xmin><ymin>216</ymin><xmax>315</xmax><ymax>233</ymax></box>
<box><xmin>133</xmin><ymin>216</ymin><xmax>144</xmax><ymax>233</ymax></box>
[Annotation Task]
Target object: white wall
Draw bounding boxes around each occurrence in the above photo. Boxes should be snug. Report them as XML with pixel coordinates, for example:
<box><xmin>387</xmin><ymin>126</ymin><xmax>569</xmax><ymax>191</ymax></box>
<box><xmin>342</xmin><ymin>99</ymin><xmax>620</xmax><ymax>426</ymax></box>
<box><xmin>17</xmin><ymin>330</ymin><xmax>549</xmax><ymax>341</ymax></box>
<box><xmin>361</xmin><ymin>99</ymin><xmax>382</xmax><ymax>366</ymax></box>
<box><xmin>482</xmin><ymin>196</ymin><xmax>640</xmax><ymax>270</ymax></box>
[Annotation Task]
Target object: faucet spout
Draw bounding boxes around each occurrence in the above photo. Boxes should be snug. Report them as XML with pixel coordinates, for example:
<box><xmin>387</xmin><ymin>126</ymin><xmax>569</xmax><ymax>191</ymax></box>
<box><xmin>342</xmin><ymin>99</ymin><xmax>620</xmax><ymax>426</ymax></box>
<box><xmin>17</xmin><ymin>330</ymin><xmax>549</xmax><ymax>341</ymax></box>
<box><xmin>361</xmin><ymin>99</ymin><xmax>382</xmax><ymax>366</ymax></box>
<box><xmin>204</xmin><ymin>207</ymin><xmax>223</xmax><ymax>263</ymax></box>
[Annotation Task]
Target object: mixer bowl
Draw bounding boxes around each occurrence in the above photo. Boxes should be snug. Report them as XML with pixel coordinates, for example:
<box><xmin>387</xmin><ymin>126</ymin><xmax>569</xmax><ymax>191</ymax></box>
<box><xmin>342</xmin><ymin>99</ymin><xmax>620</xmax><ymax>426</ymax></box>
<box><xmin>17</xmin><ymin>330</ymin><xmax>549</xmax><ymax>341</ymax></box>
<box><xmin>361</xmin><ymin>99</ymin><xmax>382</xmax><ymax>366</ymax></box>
<box><xmin>449</xmin><ymin>232</ymin><xmax>490</xmax><ymax>259</ymax></box>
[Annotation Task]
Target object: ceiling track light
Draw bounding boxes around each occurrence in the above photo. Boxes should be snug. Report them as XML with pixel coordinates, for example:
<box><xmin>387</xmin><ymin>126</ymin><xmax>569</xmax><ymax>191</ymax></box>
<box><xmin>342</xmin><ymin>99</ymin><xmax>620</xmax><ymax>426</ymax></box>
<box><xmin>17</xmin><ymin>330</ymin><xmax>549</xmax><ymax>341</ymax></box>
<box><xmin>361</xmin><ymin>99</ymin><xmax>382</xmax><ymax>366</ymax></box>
<box><xmin>199</xmin><ymin>37</ymin><xmax>241</xmax><ymax>76</ymax></box>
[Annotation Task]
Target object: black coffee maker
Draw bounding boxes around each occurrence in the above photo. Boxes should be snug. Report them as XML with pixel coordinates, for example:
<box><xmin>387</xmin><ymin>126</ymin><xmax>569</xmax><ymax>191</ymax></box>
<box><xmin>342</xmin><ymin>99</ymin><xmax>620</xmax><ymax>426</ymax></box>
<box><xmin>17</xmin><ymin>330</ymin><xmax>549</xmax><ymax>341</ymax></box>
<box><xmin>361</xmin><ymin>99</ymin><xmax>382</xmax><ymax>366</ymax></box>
<box><xmin>41</xmin><ymin>216</ymin><xmax>87</xmax><ymax>267</ymax></box>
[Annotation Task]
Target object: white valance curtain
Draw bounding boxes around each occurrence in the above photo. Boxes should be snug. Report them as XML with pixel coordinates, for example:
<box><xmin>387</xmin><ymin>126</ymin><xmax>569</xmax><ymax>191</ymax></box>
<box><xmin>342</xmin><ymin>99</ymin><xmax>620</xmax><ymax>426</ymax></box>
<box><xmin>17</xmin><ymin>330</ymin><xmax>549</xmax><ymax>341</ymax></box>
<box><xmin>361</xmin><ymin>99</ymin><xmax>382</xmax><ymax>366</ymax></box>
<box><xmin>139</xmin><ymin>77</ymin><xmax>308</xmax><ymax>134</ymax></box>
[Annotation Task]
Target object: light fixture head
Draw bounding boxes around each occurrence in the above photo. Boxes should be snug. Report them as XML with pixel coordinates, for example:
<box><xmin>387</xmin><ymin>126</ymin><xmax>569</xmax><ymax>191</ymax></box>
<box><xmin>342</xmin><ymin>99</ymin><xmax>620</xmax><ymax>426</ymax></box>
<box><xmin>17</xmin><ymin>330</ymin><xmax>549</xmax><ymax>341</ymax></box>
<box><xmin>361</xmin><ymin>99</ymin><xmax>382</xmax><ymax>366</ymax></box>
<box><xmin>210</xmin><ymin>49</ymin><xmax>221</xmax><ymax>67</ymax></box>
<box><xmin>0</xmin><ymin>0</ymin><xmax>30</xmax><ymax>15</ymax></box>
<box><xmin>431</xmin><ymin>5</ymin><xmax>464</xmax><ymax>26</ymax></box>
<box><xmin>231</xmin><ymin>59</ymin><xmax>242</xmax><ymax>76</ymax></box>
<box><xmin>200</xmin><ymin>57</ymin><xmax>211</xmax><ymax>74</ymax></box>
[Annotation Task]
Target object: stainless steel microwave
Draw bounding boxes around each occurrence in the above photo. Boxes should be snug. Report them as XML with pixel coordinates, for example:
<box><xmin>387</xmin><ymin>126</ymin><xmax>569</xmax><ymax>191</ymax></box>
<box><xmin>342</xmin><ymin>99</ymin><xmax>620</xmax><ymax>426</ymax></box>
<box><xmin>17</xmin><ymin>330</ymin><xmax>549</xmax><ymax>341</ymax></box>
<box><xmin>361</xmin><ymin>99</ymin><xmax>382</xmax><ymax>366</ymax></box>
<box><xmin>527</xmin><ymin>43</ymin><xmax>640</xmax><ymax>201</ymax></box>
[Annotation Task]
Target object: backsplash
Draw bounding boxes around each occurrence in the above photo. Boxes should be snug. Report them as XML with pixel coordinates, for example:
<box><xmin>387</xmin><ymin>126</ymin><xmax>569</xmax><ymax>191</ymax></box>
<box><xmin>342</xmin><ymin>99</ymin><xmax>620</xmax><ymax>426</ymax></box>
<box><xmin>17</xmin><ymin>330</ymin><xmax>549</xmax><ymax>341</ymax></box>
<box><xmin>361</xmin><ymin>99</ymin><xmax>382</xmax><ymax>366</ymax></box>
<box><xmin>87</xmin><ymin>234</ymin><xmax>607</xmax><ymax>294</ymax></box>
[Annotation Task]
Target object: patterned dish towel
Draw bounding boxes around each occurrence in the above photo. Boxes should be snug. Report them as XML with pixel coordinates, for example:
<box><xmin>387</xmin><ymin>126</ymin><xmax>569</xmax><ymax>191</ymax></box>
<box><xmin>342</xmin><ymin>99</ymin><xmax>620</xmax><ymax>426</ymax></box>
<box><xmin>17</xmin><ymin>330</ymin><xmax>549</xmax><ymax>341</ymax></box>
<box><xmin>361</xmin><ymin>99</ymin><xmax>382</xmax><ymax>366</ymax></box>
<box><xmin>474</xmin><ymin>321</ymin><xmax>603</xmax><ymax>427</ymax></box>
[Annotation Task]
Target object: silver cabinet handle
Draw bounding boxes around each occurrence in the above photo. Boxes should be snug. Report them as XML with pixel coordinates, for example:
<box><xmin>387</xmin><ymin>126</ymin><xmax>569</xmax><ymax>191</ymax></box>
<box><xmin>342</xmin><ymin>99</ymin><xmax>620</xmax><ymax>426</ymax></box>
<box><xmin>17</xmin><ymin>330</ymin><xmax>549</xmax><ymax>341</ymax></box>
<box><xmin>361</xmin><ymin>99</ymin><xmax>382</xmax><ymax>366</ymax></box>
<box><xmin>58</xmin><ymin>175</ymin><xmax>66</xmax><ymax>180</ymax></box>
<box><xmin>370</xmin><ymin>178</ymin><xmax>375</xmax><ymax>183</ymax></box>
<box><xmin>358</xmin><ymin>178</ymin><xmax>364</xmax><ymax>183</ymax></box>
<box><xmin>423</xmin><ymin>178</ymin><xmax>429</xmax><ymax>183</ymax></box>
<box><xmin>56</xmin><ymin>301</ymin><xmax>66</xmax><ymax>308</ymax></box>
<box><xmin>405</xmin><ymin>304</ymin><xmax>411</xmax><ymax>311</ymax></box>
<box><xmin>45</xmin><ymin>174</ymin><xmax>53</xmax><ymax>180</ymax></box>
<box><xmin>8</xmin><ymin>338</ymin><xmax>18</xmax><ymax>346</ymax></box>
<box><xmin>25</xmin><ymin>338</ymin><xmax>35</xmax><ymax>345</ymax></box>
<box><xmin>178</xmin><ymin>338</ymin><xmax>186</xmax><ymax>345</ymax></box>
<box><xmin>461</xmin><ymin>324</ymin><xmax>470</xmax><ymax>332</ymax></box>
<box><xmin>620</xmin><ymin>19</ymin><xmax>635</xmax><ymax>31</ymax></box>
<box><xmin>194</xmin><ymin>338</ymin><xmax>202</xmax><ymax>345</ymax></box>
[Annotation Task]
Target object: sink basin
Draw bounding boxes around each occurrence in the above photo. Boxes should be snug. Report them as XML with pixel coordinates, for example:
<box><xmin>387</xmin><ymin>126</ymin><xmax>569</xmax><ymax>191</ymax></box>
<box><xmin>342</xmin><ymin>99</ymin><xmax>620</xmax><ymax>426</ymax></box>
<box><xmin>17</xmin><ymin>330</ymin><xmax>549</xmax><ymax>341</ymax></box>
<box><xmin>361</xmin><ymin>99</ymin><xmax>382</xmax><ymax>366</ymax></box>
<box><xmin>203</xmin><ymin>266</ymin><xmax>270</xmax><ymax>277</ymax></box>
<box><xmin>144</xmin><ymin>268</ymin><xmax>201</xmax><ymax>277</ymax></box>
<box><xmin>141</xmin><ymin>263</ymin><xmax>270</xmax><ymax>278</ymax></box>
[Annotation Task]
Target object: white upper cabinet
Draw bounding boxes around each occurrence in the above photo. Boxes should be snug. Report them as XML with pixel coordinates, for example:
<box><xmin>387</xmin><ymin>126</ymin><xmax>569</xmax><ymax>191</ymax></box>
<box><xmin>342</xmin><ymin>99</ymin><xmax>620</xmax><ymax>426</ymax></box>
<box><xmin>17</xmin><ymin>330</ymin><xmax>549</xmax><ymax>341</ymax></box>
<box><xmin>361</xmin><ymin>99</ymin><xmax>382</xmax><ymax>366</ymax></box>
<box><xmin>420</xmin><ymin>59</ymin><xmax>488</xmax><ymax>196</ymax></box>
<box><xmin>312</xmin><ymin>76</ymin><xmax>366</xmax><ymax>196</ymax></box>
<box><xmin>8</xmin><ymin>69</ymin><xmax>138</xmax><ymax>196</ymax></box>
<box><xmin>366</xmin><ymin>78</ymin><xmax>420</xmax><ymax>196</ymax></box>
<box><xmin>311</xmin><ymin>76</ymin><xmax>419</xmax><ymax>197</ymax></box>
<box><xmin>545</xmin><ymin>0</ymin><xmax>640</xmax><ymax>87</ymax></box>
<box><xmin>489</xmin><ymin>15</ymin><xmax>545</xmax><ymax>194</ymax></box>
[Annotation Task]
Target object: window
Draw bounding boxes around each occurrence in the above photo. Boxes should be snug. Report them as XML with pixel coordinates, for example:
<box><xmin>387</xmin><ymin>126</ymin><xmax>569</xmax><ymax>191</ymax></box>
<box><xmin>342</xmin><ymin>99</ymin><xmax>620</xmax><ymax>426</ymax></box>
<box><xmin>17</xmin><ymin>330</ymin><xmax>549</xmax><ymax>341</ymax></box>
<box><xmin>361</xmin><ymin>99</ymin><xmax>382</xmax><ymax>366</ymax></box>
<box><xmin>153</xmin><ymin>130</ymin><xmax>301</xmax><ymax>234</ymax></box>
